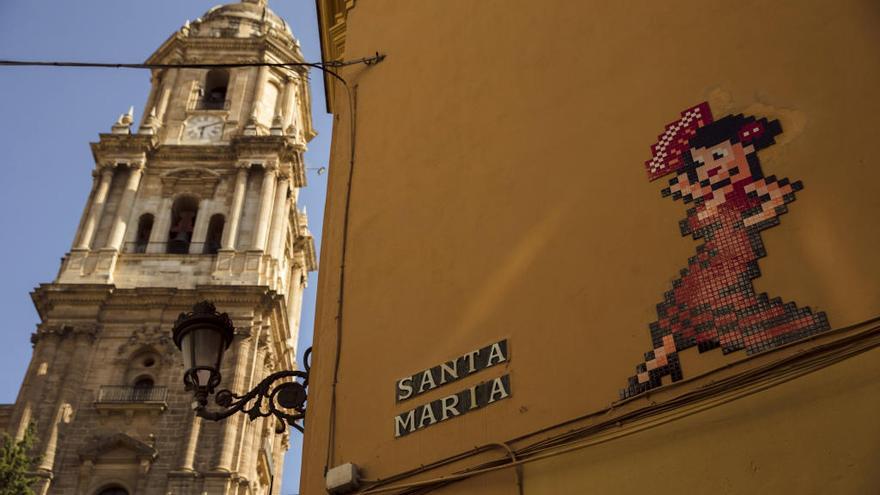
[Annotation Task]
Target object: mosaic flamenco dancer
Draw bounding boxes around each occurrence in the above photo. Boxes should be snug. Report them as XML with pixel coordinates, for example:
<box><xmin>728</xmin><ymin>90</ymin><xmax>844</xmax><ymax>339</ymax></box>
<box><xmin>620</xmin><ymin>102</ymin><xmax>830</xmax><ymax>400</ymax></box>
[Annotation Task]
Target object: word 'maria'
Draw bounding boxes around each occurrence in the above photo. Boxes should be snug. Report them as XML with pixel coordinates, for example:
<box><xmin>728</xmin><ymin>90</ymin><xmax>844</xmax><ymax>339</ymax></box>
<box><xmin>394</xmin><ymin>375</ymin><xmax>511</xmax><ymax>437</ymax></box>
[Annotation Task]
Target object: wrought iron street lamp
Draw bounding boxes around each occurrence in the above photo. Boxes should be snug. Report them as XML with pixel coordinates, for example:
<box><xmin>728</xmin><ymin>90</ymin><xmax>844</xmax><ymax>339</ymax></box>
<box><xmin>172</xmin><ymin>301</ymin><xmax>310</xmax><ymax>433</ymax></box>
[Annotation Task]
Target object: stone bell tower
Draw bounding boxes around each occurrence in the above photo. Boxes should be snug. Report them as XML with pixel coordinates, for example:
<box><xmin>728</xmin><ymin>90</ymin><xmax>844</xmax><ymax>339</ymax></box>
<box><xmin>3</xmin><ymin>1</ymin><xmax>317</xmax><ymax>493</ymax></box>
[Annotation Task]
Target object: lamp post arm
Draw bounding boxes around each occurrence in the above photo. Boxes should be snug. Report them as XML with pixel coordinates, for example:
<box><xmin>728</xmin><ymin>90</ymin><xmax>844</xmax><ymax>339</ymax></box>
<box><xmin>194</xmin><ymin>369</ymin><xmax>309</xmax><ymax>433</ymax></box>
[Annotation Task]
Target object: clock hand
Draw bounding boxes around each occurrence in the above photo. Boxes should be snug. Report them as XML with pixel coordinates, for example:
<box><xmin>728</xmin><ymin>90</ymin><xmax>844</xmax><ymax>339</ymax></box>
<box><xmin>197</xmin><ymin>121</ymin><xmax>224</xmax><ymax>131</ymax></box>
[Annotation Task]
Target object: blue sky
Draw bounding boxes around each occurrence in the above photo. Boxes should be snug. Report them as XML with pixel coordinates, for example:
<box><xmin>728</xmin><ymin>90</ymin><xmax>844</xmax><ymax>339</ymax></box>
<box><xmin>0</xmin><ymin>1</ymin><xmax>330</xmax><ymax>492</ymax></box>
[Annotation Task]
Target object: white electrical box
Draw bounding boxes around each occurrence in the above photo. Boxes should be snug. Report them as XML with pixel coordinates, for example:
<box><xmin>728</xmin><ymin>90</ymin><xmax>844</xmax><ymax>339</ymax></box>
<box><xmin>326</xmin><ymin>462</ymin><xmax>360</xmax><ymax>494</ymax></box>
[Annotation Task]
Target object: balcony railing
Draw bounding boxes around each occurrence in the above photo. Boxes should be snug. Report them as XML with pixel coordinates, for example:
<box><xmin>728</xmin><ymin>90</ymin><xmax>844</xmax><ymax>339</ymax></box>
<box><xmin>96</xmin><ymin>386</ymin><xmax>168</xmax><ymax>403</ymax></box>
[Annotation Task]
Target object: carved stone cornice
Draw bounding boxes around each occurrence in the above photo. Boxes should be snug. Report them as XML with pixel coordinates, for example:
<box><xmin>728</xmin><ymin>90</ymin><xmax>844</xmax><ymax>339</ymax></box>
<box><xmin>30</xmin><ymin>284</ymin><xmax>114</xmax><ymax>320</ymax></box>
<box><xmin>317</xmin><ymin>0</ymin><xmax>355</xmax><ymax>63</ymax></box>
<box><xmin>261</xmin><ymin>159</ymin><xmax>279</xmax><ymax>172</ymax></box>
<box><xmin>233</xmin><ymin>136</ymin><xmax>306</xmax><ymax>187</ymax></box>
<box><xmin>31</xmin><ymin>322</ymin><xmax>100</xmax><ymax>344</ymax></box>
<box><xmin>294</xmin><ymin>231</ymin><xmax>318</xmax><ymax>272</ymax></box>
<box><xmin>150</xmin><ymin>145</ymin><xmax>235</xmax><ymax>162</ymax></box>
<box><xmin>234</xmin><ymin>326</ymin><xmax>254</xmax><ymax>340</ymax></box>
<box><xmin>100</xmin><ymin>288</ymin><xmax>178</xmax><ymax>310</ymax></box>
<box><xmin>90</xmin><ymin>134</ymin><xmax>156</xmax><ymax>165</ymax></box>
<box><xmin>146</xmin><ymin>34</ymin><xmax>304</xmax><ymax>74</ymax></box>
<box><xmin>233</xmin><ymin>135</ymin><xmax>303</xmax><ymax>154</ymax></box>
<box><xmin>144</xmin><ymin>32</ymin><xmax>187</xmax><ymax>66</ymax></box>
<box><xmin>31</xmin><ymin>286</ymin><xmax>286</xmax><ymax>342</ymax></box>
<box><xmin>316</xmin><ymin>0</ymin><xmax>356</xmax><ymax>112</ymax></box>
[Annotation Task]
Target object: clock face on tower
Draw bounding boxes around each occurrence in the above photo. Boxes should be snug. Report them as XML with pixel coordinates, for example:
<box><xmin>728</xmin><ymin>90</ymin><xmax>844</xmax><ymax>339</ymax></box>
<box><xmin>183</xmin><ymin>115</ymin><xmax>225</xmax><ymax>143</ymax></box>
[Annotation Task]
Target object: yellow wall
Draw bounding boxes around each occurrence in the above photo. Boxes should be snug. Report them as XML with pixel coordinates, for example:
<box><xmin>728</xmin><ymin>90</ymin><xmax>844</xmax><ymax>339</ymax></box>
<box><xmin>524</xmin><ymin>345</ymin><xmax>880</xmax><ymax>495</ymax></box>
<box><xmin>304</xmin><ymin>1</ymin><xmax>880</xmax><ymax>493</ymax></box>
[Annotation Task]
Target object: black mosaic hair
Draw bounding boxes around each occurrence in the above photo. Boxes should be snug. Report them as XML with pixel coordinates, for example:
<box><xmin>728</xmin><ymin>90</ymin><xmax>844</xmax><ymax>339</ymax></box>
<box><xmin>674</xmin><ymin>114</ymin><xmax>783</xmax><ymax>183</ymax></box>
<box><xmin>689</xmin><ymin>114</ymin><xmax>782</xmax><ymax>151</ymax></box>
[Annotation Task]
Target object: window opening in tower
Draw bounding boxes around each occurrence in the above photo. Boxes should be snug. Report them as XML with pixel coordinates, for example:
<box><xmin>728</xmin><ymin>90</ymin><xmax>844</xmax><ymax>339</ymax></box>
<box><xmin>201</xmin><ymin>69</ymin><xmax>229</xmax><ymax>110</ymax></box>
<box><xmin>167</xmin><ymin>196</ymin><xmax>198</xmax><ymax>254</ymax></box>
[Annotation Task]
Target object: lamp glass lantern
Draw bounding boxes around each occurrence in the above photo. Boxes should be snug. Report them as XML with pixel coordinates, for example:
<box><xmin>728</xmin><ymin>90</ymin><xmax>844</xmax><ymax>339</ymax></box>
<box><xmin>172</xmin><ymin>302</ymin><xmax>235</xmax><ymax>405</ymax></box>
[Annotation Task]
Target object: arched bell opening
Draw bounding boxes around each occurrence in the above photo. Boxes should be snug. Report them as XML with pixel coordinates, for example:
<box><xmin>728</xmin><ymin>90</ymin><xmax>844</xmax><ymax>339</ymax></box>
<box><xmin>166</xmin><ymin>196</ymin><xmax>199</xmax><ymax>254</ymax></box>
<box><xmin>201</xmin><ymin>69</ymin><xmax>229</xmax><ymax>110</ymax></box>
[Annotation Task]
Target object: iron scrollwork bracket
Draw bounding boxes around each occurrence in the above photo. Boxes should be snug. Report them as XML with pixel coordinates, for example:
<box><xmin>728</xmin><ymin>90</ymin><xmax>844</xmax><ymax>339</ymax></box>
<box><xmin>195</xmin><ymin>348</ymin><xmax>311</xmax><ymax>433</ymax></box>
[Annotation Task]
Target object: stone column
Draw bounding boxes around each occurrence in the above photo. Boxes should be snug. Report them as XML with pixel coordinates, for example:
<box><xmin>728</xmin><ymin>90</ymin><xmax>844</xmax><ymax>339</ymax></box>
<box><xmin>251</xmin><ymin>165</ymin><xmax>277</xmax><ymax>251</ymax></box>
<box><xmin>282</xmin><ymin>77</ymin><xmax>297</xmax><ymax>130</ymax></box>
<box><xmin>14</xmin><ymin>404</ymin><xmax>32</xmax><ymax>442</ymax></box>
<box><xmin>189</xmin><ymin>198</ymin><xmax>212</xmax><ymax>254</ymax></box>
<box><xmin>11</xmin><ymin>330</ymin><xmax>58</xmax><ymax>440</ymax></box>
<box><xmin>106</xmin><ymin>163</ymin><xmax>145</xmax><ymax>251</ymax></box>
<box><xmin>179</xmin><ymin>413</ymin><xmax>202</xmax><ymax>471</ymax></box>
<box><xmin>271</xmin><ymin>434</ymin><xmax>286</xmax><ymax>495</ymax></box>
<box><xmin>251</xmin><ymin>66</ymin><xmax>269</xmax><ymax>123</ymax></box>
<box><xmin>37</xmin><ymin>331</ymin><xmax>93</xmax><ymax>477</ymax></box>
<box><xmin>270</xmin><ymin>77</ymin><xmax>293</xmax><ymax>135</ymax></box>
<box><xmin>36</xmin><ymin>403</ymin><xmax>69</xmax><ymax>473</ymax></box>
<box><xmin>232</xmin><ymin>327</ymin><xmax>265</xmax><ymax>474</ymax></box>
<box><xmin>76</xmin><ymin>165</ymin><xmax>115</xmax><ymax>250</ymax></box>
<box><xmin>239</xmin><ymin>342</ymin><xmax>267</xmax><ymax>478</ymax></box>
<box><xmin>266</xmin><ymin>174</ymin><xmax>290</xmax><ymax>258</ymax></box>
<box><xmin>139</xmin><ymin>71</ymin><xmax>162</xmax><ymax>128</ymax></box>
<box><xmin>156</xmin><ymin>68</ymin><xmax>180</xmax><ymax>123</ymax></box>
<box><xmin>221</xmin><ymin>165</ymin><xmax>250</xmax><ymax>251</ymax></box>
<box><xmin>243</xmin><ymin>416</ymin><xmax>264</xmax><ymax>482</ymax></box>
<box><xmin>70</xmin><ymin>174</ymin><xmax>99</xmax><ymax>250</ymax></box>
<box><xmin>147</xmin><ymin>196</ymin><xmax>173</xmax><ymax>253</ymax></box>
<box><xmin>213</xmin><ymin>331</ymin><xmax>253</xmax><ymax>471</ymax></box>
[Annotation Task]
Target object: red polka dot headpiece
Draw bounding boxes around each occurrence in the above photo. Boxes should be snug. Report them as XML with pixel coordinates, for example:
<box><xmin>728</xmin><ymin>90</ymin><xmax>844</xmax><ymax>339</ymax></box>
<box><xmin>645</xmin><ymin>102</ymin><xmax>714</xmax><ymax>181</ymax></box>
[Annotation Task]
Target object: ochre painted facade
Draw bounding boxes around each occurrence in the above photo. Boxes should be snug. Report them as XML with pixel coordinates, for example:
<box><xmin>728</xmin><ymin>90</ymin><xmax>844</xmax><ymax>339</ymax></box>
<box><xmin>305</xmin><ymin>1</ymin><xmax>880</xmax><ymax>494</ymax></box>
<box><xmin>2</xmin><ymin>1</ymin><xmax>316</xmax><ymax>494</ymax></box>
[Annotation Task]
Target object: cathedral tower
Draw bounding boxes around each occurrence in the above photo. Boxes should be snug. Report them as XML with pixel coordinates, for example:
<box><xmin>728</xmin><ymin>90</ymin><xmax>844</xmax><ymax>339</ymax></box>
<box><xmin>5</xmin><ymin>1</ymin><xmax>316</xmax><ymax>493</ymax></box>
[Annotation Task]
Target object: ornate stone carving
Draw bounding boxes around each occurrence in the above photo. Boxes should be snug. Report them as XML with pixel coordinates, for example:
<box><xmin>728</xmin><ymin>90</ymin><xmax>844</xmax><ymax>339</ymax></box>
<box><xmin>78</xmin><ymin>432</ymin><xmax>158</xmax><ymax>463</ymax></box>
<box><xmin>234</xmin><ymin>326</ymin><xmax>254</xmax><ymax>340</ymax></box>
<box><xmin>31</xmin><ymin>323</ymin><xmax>100</xmax><ymax>344</ymax></box>
<box><xmin>116</xmin><ymin>324</ymin><xmax>178</xmax><ymax>365</ymax></box>
<box><xmin>160</xmin><ymin>167</ymin><xmax>221</xmax><ymax>199</ymax></box>
<box><xmin>111</xmin><ymin>107</ymin><xmax>134</xmax><ymax>135</ymax></box>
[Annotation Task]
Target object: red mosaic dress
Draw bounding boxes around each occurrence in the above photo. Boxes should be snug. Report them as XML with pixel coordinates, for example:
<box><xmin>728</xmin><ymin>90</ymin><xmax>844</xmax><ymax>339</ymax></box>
<box><xmin>621</xmin><ymin>178</ymin><xmax>829</xmax><ymax>399</ymax></box>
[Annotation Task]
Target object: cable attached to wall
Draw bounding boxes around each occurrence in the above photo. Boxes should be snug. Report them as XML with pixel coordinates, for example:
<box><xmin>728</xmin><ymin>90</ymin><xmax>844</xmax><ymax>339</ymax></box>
<box><xmin>318</xmin><ymin>57</ymin><xmax>384</xmax><ymax>479</ymax></box>
<box><xmin>323</xmin><ymin>70</ymin><xmax>357</xmax><ymax>477</ymax></box>
<box><xmin>352</xmin><ymin>317</ymin><xmax>880</xmax><ymax>494</ymax></box>
<box><xmin>0</xmin><ymin>54</ymin><xmax>385</xmax><ymax>72</ymax></box>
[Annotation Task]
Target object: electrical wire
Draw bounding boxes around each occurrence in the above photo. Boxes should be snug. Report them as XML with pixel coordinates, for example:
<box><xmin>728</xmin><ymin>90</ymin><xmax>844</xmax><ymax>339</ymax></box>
<box><xmin>322</xmin><ymin>61</ymin><xmax>365</xmax><ymax>479</ymax></box>
<box><xmin>367</xmin><ymin>325</ymin><xmax>880</xmax><ymax>495</ymax></box>
<box><xmin>353</xmin><ymin>317</ymin><xmax>880</xmax><ymax>494</ymax></box>
<box><xmin>0</xmin><ymin>53</ymin><xmax>385</xmax><ymax>71</ymax></box>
